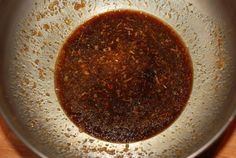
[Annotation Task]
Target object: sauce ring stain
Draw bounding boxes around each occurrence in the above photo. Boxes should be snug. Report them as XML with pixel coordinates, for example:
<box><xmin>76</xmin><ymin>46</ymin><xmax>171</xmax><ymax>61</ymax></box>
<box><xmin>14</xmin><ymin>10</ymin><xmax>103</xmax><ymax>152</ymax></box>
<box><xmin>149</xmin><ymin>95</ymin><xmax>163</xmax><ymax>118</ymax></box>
<box><xmin>55</xmin><ymin>10</ymin><xmax>193</xmax><ymax>143</ymax></box>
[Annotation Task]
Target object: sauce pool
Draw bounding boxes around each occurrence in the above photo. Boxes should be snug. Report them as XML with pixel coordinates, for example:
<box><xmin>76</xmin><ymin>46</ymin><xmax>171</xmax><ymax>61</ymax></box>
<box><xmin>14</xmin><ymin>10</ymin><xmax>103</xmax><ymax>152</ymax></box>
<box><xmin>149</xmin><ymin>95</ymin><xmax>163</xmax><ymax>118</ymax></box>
<box><xmin>55</xmin><ymin>10</ymin><xmax>193</xmax><ymax>143</ymax></box>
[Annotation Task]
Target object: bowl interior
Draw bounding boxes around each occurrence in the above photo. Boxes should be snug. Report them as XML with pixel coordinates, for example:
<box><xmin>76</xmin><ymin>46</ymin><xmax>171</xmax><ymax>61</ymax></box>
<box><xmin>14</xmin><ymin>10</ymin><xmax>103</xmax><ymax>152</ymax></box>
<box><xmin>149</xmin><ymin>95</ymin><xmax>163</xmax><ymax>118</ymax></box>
<box><xmin>1</xmin><ymin>0</ymin><xmax>236</xmax><ymax>157</ymax></box>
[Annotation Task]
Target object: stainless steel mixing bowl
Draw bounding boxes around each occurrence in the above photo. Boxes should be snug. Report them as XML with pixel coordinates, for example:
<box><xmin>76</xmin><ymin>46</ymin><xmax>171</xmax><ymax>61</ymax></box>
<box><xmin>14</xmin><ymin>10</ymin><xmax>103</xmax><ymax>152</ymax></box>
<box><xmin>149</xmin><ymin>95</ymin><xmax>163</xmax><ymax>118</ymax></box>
<box><xmin>0</xmin><ymin>0</ymin><xmax>236</xmax><ymax>157</ymax></box>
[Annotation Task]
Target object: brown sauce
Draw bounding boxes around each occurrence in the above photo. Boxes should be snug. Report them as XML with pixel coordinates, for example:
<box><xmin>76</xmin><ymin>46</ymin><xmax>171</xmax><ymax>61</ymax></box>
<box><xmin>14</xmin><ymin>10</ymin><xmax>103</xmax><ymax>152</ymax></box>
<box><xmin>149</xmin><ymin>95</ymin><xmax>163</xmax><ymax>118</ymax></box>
<box><xmin>55</xmin><ymin>10</ymin><xmax>193</xmax><ymax>143</ymax></box>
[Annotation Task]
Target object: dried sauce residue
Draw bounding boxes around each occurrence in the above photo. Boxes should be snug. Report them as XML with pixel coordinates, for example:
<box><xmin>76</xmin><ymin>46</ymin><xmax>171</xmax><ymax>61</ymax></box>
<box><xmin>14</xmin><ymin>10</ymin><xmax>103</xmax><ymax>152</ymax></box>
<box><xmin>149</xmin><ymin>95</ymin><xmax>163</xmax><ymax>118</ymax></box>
<box><xmin>43</xmin><ymin>24</ymin><xmax>50</xmax><ymax>31</ymax></box>
<box><xmin>214</xmin><ymin>26</ymin><xmax>226</xmax><ymax>70</ymax></box>
<box><xmin>74</xmin><ymin>1</ymin><xmax>86</xmax><ymax>11</ymax></box>
<box><xmin>55</xmin><ymin>10</ymin><xmax>193</xmax><ymax>143</ymax></box>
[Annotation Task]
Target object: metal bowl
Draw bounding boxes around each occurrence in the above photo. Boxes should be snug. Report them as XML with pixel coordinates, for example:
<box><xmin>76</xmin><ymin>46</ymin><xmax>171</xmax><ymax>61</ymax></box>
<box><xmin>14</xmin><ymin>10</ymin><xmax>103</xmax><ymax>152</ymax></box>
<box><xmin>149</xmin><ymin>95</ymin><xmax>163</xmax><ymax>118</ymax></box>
<box><xmin>0</xmin><ymin>0</ymin><xmax>236</xmax><ymax>157</ymax></box>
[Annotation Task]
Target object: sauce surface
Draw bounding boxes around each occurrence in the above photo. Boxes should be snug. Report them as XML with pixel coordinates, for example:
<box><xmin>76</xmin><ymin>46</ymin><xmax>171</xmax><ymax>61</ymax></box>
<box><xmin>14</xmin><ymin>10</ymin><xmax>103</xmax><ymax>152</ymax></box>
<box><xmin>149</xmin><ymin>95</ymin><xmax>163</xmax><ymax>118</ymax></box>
<box><xmin>55</xmin><ymin>10</ymin><xmax>193</xmax><ymax>143</ymax></box>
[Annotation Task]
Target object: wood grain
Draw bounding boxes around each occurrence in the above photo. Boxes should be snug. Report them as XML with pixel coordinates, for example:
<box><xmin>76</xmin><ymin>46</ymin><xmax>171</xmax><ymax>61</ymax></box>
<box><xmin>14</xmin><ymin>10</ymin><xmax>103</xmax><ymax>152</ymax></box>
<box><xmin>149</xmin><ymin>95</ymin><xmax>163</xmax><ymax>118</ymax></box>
<box><xmin>215</xmin><ymin>119</ymin><xmax>236</xmax><ymax>158</ymax></box>
<box><xmin>0</xmin><ymin>116</ymin><xmax>38</xmax><ymax>158</ymax></box>
<box><xmin>0</xmin><ymin>115</ymin><xmax>235</xmax><ymax>158</ymax></box>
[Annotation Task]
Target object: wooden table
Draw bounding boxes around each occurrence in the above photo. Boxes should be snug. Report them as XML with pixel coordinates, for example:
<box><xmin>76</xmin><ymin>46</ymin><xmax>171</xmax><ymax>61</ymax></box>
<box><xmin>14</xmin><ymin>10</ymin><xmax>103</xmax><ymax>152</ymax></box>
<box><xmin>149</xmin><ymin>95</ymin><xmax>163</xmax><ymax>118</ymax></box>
<box><xmin>0</xmin><ymin>115</ymin><xmax>235</xmax><ymax>158</ymax></box>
